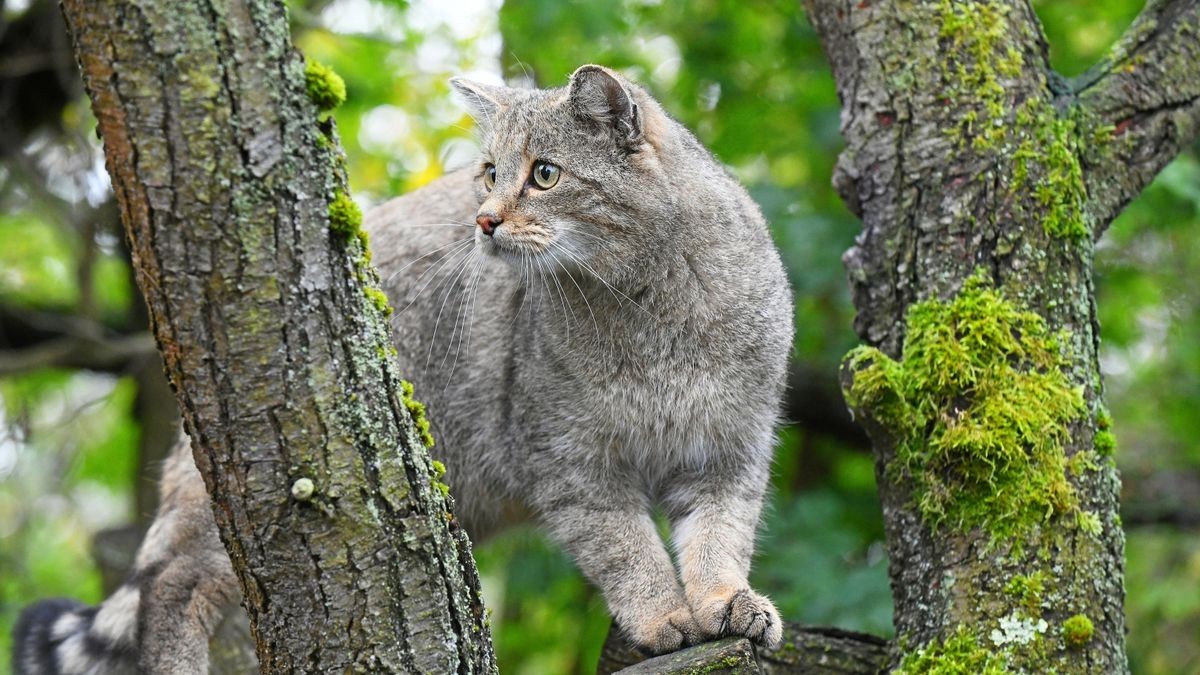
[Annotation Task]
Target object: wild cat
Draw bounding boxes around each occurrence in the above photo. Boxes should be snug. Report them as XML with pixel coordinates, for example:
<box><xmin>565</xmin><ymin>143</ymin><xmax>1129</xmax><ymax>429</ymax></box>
<box><xmin>13</xmin><ymin>64</ymin><xmax>793</xmax><ymax>673</ymax></box>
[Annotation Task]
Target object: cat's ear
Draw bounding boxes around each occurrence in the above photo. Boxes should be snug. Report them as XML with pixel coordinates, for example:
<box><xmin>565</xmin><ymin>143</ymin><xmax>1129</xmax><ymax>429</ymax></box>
<box><xmin>449</xmin><ymin>77</ymin><xmax>509</xmax><ymax>125</ymax></box>
<box><xmin>568</xmin><ymin>65</ymin><xmax>642</xmax><ymax>148</ymax></box>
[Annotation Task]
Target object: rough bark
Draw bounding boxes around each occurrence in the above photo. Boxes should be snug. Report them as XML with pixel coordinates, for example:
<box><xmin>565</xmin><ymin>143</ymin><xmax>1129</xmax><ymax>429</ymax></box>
<box><xmin>1075</xmin><ymin>0</ymin><xmax>1200</xmax><ymax>235</ymax></box>
<box><xmin>599</xmin><ymin>622</ymin><xmax>889</xmax><ymax>674</ymax></box>
<box><xmin>59</xmin><ymin>0</ymin><xmax>496</xmax><ymax>672</ymax></box>
<box><xmin>804</xmin><ymin>0</ymin><xmax>1200</xmax><ymax>672</ymax></box>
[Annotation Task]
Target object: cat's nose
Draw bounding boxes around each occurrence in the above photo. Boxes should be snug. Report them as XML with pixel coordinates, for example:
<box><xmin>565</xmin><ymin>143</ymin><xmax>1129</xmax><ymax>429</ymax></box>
<box><xmin>476</xmin><ymin>213</ymin><xmax>502</xmax><ymax>236</ymax></box>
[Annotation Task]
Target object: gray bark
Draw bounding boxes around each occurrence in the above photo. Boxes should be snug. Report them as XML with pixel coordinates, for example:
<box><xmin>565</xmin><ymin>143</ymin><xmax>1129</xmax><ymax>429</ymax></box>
<box><xmin>600</xmin><ymin>623</ymin><xmax>888</xmax><ymax>674</ymax></box>
<box><xmin>59</xmin><ymin>0</ymin><xmax>496</xmax><ymax>672</ymax></box>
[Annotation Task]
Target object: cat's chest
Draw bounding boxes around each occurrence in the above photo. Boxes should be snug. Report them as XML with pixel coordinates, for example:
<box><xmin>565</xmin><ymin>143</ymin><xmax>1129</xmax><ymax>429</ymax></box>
<box><xmin>530</xmin><ymin>328</ymin><xmax>748</xmax><ymax>452</ymax></box>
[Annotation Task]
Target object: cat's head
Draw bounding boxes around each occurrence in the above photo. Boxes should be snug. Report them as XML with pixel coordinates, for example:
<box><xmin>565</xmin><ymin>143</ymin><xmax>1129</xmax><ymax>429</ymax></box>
<box><xmin>450</xmin><ymin>65</ymin><xmax>680</xmax><ymax>281</ymax></box>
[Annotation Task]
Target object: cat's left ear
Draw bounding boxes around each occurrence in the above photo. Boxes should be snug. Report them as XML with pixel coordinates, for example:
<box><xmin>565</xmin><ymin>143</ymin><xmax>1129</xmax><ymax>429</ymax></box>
<box><xmin>568</xmin><ymin>65</ymin><xmax>642</xmax><ymax>148</ymax></box>
<box><xmin>449</xmin><ymin>77</ymin><xmax>510</xmax><ymax>126</ymax></box>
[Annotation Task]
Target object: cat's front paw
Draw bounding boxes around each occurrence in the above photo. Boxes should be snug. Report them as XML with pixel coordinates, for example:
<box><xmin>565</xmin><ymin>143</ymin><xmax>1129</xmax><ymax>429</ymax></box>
<box><xmin>623</xmin><ymin>605</ymin><xmax>703</xmax><ymax>655</ymax></box>
<box><xmin>691</xmin><ymin>586</ymin><xmax>783</xmax><ymax>648</ymax></box>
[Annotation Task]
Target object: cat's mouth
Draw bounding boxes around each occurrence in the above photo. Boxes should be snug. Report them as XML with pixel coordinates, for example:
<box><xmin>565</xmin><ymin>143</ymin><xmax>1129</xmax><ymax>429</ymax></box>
<box><xmin>479</xmin><ymin>222</ymin><xmax>553</xmax><ymax>259</ymax></box>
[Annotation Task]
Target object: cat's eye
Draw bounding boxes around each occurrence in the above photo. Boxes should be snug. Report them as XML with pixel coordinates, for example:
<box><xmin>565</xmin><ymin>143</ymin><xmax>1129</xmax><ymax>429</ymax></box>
<box><xmin>531</xmin><ymin>161</ymin><xmax>560</xmax><ymax>189</ymax></box>
<box><xmin>482</xmin><ymin>164</ymin><xmax>496</xmax><ymax>191</ymax></box>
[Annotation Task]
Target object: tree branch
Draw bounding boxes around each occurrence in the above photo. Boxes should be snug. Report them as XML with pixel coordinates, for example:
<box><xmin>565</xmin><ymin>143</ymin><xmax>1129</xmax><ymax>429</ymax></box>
<box><xmin>1122</xmin><ymin>468</ymin><xmax>1200</xmax><ymax>528</ymax></box>
<box><xmin>0</xmin><ymin>331</ymin><xmax>155</xmax><ymax>375</ymax></box>
<box><xmin>785</xmin><ymin>362</ymin><xmax>870</xmax><ymax>449</ymax></box>
<box><xmin>0</xmin><ymin>303</ymin><xmax>154</xmax><ymax>375</ymax></box>
<box><xmin>1075</xmin><ymin>0</ymin><xmax>1200</xmax><ymax>234</ymax></box>
<box><xmin>599</xmin><ymin>623</ymin><xmax>888</xmax><ymax>674</ymax></box>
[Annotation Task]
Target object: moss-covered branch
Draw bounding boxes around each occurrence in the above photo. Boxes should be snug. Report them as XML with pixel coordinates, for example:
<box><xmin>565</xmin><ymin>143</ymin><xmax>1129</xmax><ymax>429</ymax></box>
<box><xmin>60</xmin><ymin>0</ymin><xmax>495</xmax><ymax>671</ymax></box>
<box><xmin>1074</xmin><ymin>0</ymin><xmax>1200</xmax><ymax>235</ymax></box>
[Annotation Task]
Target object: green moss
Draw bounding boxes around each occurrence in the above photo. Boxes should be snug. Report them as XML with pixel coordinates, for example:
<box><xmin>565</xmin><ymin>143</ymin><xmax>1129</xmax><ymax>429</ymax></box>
<box><xmin>401</xmin><ymin>379</ymin><xmax>435</xmax><ymax>448</ymax></box>
<box><xmin>432</xmin><ymin>479</ymin><xmax>451</xmax><ymax>498</ymax></box>
<box><xmin>1093</xmin><ymin>407</ymin><xmax>1116</xmax><ymax>456</ymax></box>
<box><xmin>1066</xmin><ymin>448</ymin><xmax>1099</xmax><ymax>479</ymax></box>
<box><xmin>932</xmin><ymin>0</ymin><xmax>1090</xmax><ymax>240</ymax></box>
<box><xmin>685</xmin><ymin>655</ymin><xmax>748</xmax><ymax>674</ymax></box>
<box><xmin>328</xmin><ymin>191</ymin><xmax>362</xmax><ymax>239</ymax></box>
<box><xmin>1061</xmin><ymin>614</ymin><xmax>1093</xmax><ymax>647</ymax></box>
<box><xmin>304</xmin><ymin>60</ymin><xmax>346</xmax><ymax>112</ymax></box>
<box><xmin>327</xmin><ymin>191</ymin><xmax>373</xmax><ymax>268</ymax></box>
<box><xmin>895</xmin><ymin>626</ymin><xmax>1008</xmax><ymax>675</ymax></box>
<box><xmin>936</xmin><ymin>0</ymin><xmax>1022</xmax><ymax>152</ymax></box>
<box><xmin>1011</xmin><ymin>102</ymin><xmax>1088</xmax><ymax>239</ymax></box>
<box><xmin>1074</xmin><ymin>510</ymin><xmax>1102</xmax><ymax>536</ymax></box>
<box><xmin>1093</xmin><ymin>407</ymin><xmax>1115</xmax><ymax>455</ymax></box>
<box><xmin>1004</xmin><ymin>572</ymin><xmax>1045</xmax><ymax>616</ymax></box>
<box><xmin>843</xmin><ymin>272</ymin><xmax>1085</xmax><ymax>544</ymax></box>
<box><xmin>365</xmin><ymin>286</ymin><xmax>392</xmax><ymax>316</ymax></box>
<box><xmin>430</xmin><ymin>456</ymin><xmax>450</xmax><ymax>499</ymax></box>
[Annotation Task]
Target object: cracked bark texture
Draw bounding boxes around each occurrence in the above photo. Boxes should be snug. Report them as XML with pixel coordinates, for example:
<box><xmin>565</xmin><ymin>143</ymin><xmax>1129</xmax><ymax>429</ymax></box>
<box><xmin>599</xmin><ymin>622</ymin><xmax>889</xmax><ymax>674</ymax></box>
<box><xmin>59</xmin><ymin>0</ymin><xmax>496</xmax><ymax>672</ymax></box>
<box><xmin>805</xmin><ymin>0</ymin><xmax>1199</xmax><ymax>671</ymax></box>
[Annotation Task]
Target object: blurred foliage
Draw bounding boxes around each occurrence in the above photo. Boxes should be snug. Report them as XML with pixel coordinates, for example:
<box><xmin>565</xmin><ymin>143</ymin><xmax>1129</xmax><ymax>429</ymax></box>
<box><xmin>1</xmin><ymin>1</ymin><xmax>1197</xmax><ymax>673</ymax></box>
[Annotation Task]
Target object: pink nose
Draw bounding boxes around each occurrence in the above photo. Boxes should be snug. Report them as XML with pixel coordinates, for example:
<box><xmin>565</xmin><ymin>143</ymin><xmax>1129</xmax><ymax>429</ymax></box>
<box><xmin>476</xmin><ymin>214</ymin><xmax>502</xmax><ymax>236</ymax></box>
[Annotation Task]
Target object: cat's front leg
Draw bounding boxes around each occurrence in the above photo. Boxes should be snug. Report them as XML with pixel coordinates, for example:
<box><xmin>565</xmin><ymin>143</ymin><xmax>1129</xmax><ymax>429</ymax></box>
<box><xmin>665</xmin><ymin>456</ymin><xmax>783</xmax><ymax>649</ymax></box>
<box><xmin>532</xmin><ymin>470</ymin><xmax>701</xmax><ymax>654</ymax></box>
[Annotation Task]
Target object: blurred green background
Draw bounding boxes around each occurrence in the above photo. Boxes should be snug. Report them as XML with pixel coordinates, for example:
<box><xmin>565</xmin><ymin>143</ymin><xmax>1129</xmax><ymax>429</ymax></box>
<box><xmin>1</xmin><ymin>1</ymin><xmax>1197</xmax><ymax>673</ymax></box>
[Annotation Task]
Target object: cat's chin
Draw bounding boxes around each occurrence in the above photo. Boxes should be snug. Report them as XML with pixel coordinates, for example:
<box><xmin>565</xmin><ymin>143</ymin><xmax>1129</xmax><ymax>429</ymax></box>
<box><xmin>479</xmin><ymin>238</ymin><xmax>543</xmax><ymax>264</ymax></box>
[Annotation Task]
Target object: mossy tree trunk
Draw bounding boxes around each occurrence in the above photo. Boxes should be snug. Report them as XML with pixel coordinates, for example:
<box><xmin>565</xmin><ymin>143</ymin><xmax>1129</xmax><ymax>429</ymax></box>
<box><xmin>805</xmin><ymin>0</ymin><xmax>1199</xmax><ymax>672</ymax></box>
<box><xmin>59</xmin><ymin>0</ymin><xmax>496</xmax><ymax>672</ymax></box>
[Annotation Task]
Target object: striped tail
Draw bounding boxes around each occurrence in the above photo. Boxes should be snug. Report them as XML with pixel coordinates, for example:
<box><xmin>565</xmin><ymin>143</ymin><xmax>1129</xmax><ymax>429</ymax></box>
<box><xmin>13</xmin><ymin>585</ymin><xmax>139</xmax><ymax>675</ymax></box>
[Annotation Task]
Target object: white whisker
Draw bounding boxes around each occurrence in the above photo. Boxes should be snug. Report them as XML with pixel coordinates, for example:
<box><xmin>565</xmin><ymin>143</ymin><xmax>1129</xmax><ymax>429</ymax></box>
<box><xmin>443</xmin><ymin>253</ymin><xmax>483</xmax><ymax>372</ymax></box>
<box><xmin>546</xmin><ymin>256</ymin><xmax>578</xmax><ymax>337</ymax></box>
<box><xmin>506</xmin><ymin>251</ymin><xmax>532</xmax><ymax>330</ymax></box>
<box><xmin>553</xmin><ymin>239</ymin><xmax>654</xmax><ymax>319</ymax></box>
<box><xmin>390</xmin><ymin>239</ymin><xmax>475</xmax><ymax>319</ymax></box>
<box><xmin>549</xmin><ymin>242</ymin><xmax>601</xmax><ymax>343</ymax></box>
<box><xmin>425</xmin><ymin>245</ymin><xmax>478</xmax><ymax>370</ymax></box>
<box><xmin>386</xmin><ymin>235</ymin><xmax>473</xmax><ymax>284</ymax></box>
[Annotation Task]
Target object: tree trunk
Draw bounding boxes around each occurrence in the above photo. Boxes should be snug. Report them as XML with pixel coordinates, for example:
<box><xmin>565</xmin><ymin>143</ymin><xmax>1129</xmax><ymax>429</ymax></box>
<box><xmin>803</xmin><ymin>0</ymin><xmax>1200</xmax><ymax>672</ymax></box>
<box><xmin>59</xmin><ymin>0</ymin><xmax>496</xmax><ymax>672</ymax></box>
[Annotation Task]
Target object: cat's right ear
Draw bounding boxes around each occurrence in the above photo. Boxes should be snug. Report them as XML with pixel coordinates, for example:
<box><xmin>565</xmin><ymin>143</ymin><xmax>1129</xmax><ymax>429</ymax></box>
<box><xmin>449</xmin><ymin>77</ymin><xmax>508</xmax><ymax>126</ymax></box>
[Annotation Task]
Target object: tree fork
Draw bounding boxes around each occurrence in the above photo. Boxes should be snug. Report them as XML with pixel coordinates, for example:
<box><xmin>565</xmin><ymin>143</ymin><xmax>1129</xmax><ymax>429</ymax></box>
<box><xmin>805</xmin><ymin>0</ymin><xmax>1199</xmax><ymax>671</ymax></box>
<box><xmin>59</xmin><ymin>0</ymin><xmax>496</xmax><ymax>672</ymax></box>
